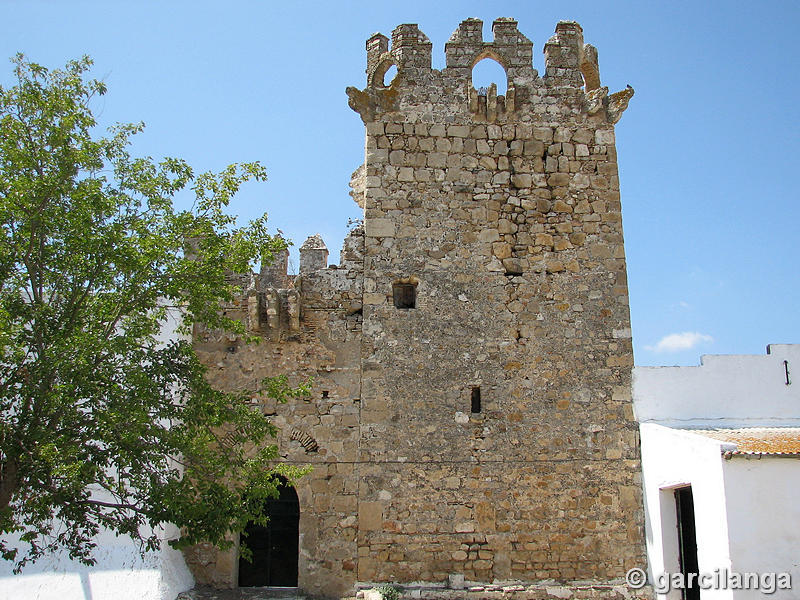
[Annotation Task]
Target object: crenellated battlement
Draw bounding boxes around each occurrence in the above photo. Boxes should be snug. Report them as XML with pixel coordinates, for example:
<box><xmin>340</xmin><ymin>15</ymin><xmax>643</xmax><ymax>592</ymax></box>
<box><xmin>542</xmin><ymin>20</ymin><xmax>585</xmax><ymax>86</ymax></box>
<box><xmin>299</xmin><ymin>233</ymin><xmax>328</xmax><ymax>275</ymax></box>
<box><xmin>348</xmin><ymin>17</ymin><xmax>633</xmax><ymax>125</ymax></box>
<box><xmin>365</xmin><ymin>24</ymin><xmax>431</xmax><ymax>89</ymax></box>
<box><xmin>444</xmin><ymin>17</ymin><xmax>533</xmax><ymax>79</ymax></box>
<box><xmin>390</xmin><ymin>23</ymin><xmax>432</xmax><ymax>71</ymax></box>
<box><xmin>204</xmin><ymin>225</ymin><xmax>364</xmax><ymax>344</ymax></box>
<box><xmin>444</xmin><ymin>18</ymin><xmax>534</xmax><ymax>121</ymax></box>
<box><xmin>365</xmin><ymin>32</ymin><xmax>389</xmax><ymax>85</ymax></box>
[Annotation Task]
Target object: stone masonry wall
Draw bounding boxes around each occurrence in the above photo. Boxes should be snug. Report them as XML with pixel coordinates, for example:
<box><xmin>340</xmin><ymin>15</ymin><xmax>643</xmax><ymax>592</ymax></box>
<box><xmin>187</xmin><ymin>18</ymin><xmax>648</xmax><ymax>600</ymax></box>
<box><xmin>186</xmin><ymin>229</ymin><xmax>365</xmax><ymax>598</ymax></box>
<box><xmin>348</xmin><ymin>18</ymin><xmax>644</xmax><ymax>590</ymax></box>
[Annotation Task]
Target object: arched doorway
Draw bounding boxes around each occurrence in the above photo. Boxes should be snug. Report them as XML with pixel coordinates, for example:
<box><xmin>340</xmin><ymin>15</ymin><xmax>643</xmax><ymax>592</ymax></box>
<box><xmin>238</xmin><ymin>481</ymin><xmax>300</xmax><ymax>587</ymax></box>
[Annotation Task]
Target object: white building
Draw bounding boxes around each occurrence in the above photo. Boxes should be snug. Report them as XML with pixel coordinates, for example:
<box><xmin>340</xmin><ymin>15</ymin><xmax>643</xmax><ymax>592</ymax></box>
<box><xmin>633</xmin><ymin>344</ymin><xmax>800</xmax><ymax>599</ymax></box>
<box><xmin>0</xmin><ymin>524</ymin><xmax>193</xmax><ymax>600</ymax></box>
<box><xmin>0</xmin><ymin>307</ymin><xmax>194</xmax><ymax>600</ymax></box>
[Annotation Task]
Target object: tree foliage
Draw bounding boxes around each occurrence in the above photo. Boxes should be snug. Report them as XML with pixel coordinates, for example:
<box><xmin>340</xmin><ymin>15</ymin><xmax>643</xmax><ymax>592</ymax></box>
<box><xmin>0</xmin><ymin>54</ymin><xmax>308</xmax><ymax>570</ymax></box>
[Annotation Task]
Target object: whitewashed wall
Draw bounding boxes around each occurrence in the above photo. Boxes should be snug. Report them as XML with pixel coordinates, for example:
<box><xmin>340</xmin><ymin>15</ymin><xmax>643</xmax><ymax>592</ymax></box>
<box><xmin>722</xmin><ymin>458</ymin><xmax>800</xmax><ymax>596</ymax></box>
<box><xmin>633</xmin><ymin>344</ymin><xmax>800</xmax><ymax>427</ymax></box>
<box><xmin>639</xmin><ymin>424</ymin><xmax>734</xmax><ymax>600</ymax></box>
<box><xmin>0</xmin><ymin>306</ymin><xmax>194</xmax><ymax>600</ymax></box>
<box><xmin>0</xmin><ymin>523</ymin><xmax>193</xmax><ymax>600</ymax></box>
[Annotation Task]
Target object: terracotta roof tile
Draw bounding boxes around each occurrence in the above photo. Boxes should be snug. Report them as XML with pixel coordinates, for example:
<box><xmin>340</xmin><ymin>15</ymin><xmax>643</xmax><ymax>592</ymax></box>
<box><xmin>685</xmin><ymin>427</ymin><xmax>800</xmax><ymax>457</ymax></box>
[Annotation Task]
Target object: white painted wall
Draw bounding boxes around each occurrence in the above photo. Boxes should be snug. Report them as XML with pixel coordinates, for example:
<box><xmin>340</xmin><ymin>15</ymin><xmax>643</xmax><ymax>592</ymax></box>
<box><xmin>722</xmin><ymin>458</ymin><xmax>800</xmax><ymax>598</ymax></box>
<box><xmin>0</xmin><ymin>306</ymin><xmax>194</xmax><ymax>600</ymax></box>
<box><xmin>0</xmin><ymin>523</ymin><xmax>193</xmax><ymax>600</ymax></box>
<box><xmin>633</xmin><ymin>344</ymin><xmax>800</xmax><ymax>427</ymax></box>
<box><xmin>639</xmin><ymin>424</ymin><xmax>734</xmax><ymax>600</ymax></box>
<box><xmin>640</xmin><ymin>433</ymin><xmax>800</xmax><ymax>600</ymax></box>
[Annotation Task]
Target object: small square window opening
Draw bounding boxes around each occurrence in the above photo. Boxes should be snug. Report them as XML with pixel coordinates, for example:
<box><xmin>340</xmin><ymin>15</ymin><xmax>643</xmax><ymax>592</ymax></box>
<box><xmin>393</xmin><ymin>282</ymin><xmax>416</xmax><ymax>309</ymax></box>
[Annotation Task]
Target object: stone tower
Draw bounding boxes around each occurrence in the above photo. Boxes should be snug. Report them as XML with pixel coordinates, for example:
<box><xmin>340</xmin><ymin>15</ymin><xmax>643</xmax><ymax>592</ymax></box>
<box><xmin>346</xmin><ymin>17</ymin><xmax>642</xmax><ymax>587</ymax></box>
<box><xmin>188</xmin><ymin>18</ymin><xmax>646</xmax><ymax>599</ymax></box>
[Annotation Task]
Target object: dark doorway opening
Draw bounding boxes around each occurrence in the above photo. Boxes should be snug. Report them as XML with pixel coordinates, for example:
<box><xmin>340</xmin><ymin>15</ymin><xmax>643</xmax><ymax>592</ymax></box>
<box><xmin>675</xmin><ymin>486</ymin><xmax>699</xmax><ymax>600</ymax></box>
<box><xmin>238</xmin><ymin>480</ymin><xmax>300</xmax><ymax>587</ymax></box>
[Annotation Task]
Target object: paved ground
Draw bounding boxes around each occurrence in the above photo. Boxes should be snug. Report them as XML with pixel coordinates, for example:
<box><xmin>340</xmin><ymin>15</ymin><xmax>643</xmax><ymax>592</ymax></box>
<box><xmin>175</xmin><ymin>583</ymin><xmax>646</xmax><ymax>600</ymax></box>
<box><xmin>177</xmin><ymin>587</ymin><xmax>308</xmax><ymax>600</ymax></box>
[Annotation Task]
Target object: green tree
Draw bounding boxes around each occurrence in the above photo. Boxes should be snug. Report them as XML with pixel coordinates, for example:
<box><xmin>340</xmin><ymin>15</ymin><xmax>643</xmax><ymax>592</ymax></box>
<box><xmin>0</xmin><ymin>54</ymin><xmax>308</xmax><ymax>571</ymax></box>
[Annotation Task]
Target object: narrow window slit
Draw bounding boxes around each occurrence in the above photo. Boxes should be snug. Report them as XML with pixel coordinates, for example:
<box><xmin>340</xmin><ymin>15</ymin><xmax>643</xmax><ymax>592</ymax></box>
<box><xmin>471</xmin><ymin>387</ymin><xmax>481</xmax><ymax>413</ymax></box>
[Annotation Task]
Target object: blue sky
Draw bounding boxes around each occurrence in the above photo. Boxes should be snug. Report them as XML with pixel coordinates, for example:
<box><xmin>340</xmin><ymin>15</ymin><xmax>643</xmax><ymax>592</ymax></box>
<box><xmin>2</xmin><ymin>0</ymin><xmax>798</xmax><ymax>366</ymax></box>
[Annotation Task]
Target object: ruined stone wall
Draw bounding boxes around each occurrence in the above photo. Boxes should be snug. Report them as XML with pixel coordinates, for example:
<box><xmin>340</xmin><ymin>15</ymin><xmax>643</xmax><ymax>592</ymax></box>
<box><xmin>189</xmin><ymin>17</ymin><xmax>648</xmax><ymax>599</ymax></box>
<box><xmin>348</xmin><ymin>18</ymin><xmax>644</xmax><ymax>588</ymax></box>
<box><xmin>187</xmin><ymin>229</ymin><xmax>365</xmax><ymax>598</ymax></box>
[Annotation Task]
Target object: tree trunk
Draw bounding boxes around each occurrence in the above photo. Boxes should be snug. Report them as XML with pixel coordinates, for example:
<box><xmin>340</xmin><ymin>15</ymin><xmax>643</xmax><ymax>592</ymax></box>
<box><xmin>0</xmin><ymin>458</ymin><xmax>18</xmax><ymax>511</ymax></box>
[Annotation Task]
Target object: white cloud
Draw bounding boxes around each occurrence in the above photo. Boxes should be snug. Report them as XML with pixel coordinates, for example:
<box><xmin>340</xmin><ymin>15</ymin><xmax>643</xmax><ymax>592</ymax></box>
<box><xmin>645</xmin><ymin>332</ymin><xmax>713</xmax><ymax>353</ymax></box>
<box><xmin>669</xmin><ymin>300</ymin><xmax>692</xmax><ymax>311</ymax></box>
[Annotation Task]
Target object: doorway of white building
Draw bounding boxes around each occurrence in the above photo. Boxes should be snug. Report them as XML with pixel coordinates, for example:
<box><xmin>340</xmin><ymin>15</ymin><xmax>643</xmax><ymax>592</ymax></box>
<box><xmin>675</xmin><ymin>486</ymin><xmax>699</xmax><ymax>600</ymax></box>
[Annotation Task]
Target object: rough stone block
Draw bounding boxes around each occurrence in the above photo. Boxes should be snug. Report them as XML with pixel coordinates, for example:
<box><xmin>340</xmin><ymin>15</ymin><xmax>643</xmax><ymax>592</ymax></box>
<box><xmin>397</xmin><ymin>167</ymin><xmax>415</xmax><ymax>181</ymax></box>
<box><xmin>511</xmin><ymin>173</ymin><xmax>532</xmax><ymax>188</ymax></box>
<box><xmin>595</xmin><ymin>129</ymin><xmax>615</xmax><ymax>144</ymax></box>
<box><xmin>365</xmin><ymin>218</ymin><xmax>395</xmax><ymax>237</ymax></box>
<box><xmin>359</xmin><ymin>502</ymin><xmax>384</xmax><ymax>531</ymax></box>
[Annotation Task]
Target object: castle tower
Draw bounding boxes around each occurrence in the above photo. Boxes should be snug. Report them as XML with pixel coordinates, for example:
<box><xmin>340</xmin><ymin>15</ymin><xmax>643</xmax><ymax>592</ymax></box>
<box><xmin>190</xmin><ymin>18</ymin><xmax>646</xmax><ymax>598</ymax></box>
<box><xmin>347</xmin><ymin>17</ymin><xmax>644</xmax><ymax>588</ymax></box>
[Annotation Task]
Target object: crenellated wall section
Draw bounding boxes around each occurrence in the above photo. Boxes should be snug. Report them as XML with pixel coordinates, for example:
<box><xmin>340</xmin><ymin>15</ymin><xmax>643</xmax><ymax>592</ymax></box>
<box><xmin>187</xmin><ymin>227</ymin><xmax>365</xmax><ymax>597</ymax></box>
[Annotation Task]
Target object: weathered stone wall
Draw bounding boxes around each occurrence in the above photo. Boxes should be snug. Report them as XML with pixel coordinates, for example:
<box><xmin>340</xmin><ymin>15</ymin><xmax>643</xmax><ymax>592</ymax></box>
<box><xmin>188</xmin><ymin>17</ymin><xmax>647</xmax><ymax>599</ymax></box>
<box><xmin>187</xmin><ymin>229</ymin><xmax>365</xmax><ymax>598</ymax></box>
<box><xmin>349</xmin><ymin>17</ymin><xmax>644</xmax><ymax>589</ymax></box>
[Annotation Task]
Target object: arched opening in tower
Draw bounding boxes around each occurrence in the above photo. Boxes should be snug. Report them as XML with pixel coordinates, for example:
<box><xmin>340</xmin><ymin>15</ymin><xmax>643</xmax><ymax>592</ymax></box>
<box><xmin>382</xmin><ymin>64</ymin><xmax>398</xmax><ymax>87</ymax></box>
<box><xmin>471</xmin><ymin>57</ymin><xmax>507</xmax><ymax>96</ymax></box>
